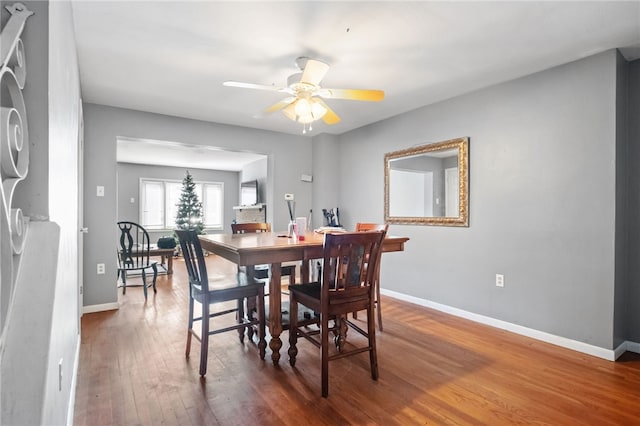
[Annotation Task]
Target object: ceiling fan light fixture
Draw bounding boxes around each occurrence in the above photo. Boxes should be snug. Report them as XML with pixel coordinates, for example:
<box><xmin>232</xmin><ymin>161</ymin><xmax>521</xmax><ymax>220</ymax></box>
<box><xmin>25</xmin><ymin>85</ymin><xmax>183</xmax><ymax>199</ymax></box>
<box><xmin>311</xmin><ymin>100</ymin><xmax>327</xmax><ymax>118</ymax></box>
<box><xmin>283</xmin><ymin>98</ymin><xmax>327</xmax><ymax>125</ymax></box>
<box><xmin>294</xmin><ymin>98</ymin><xmax>311</xmax><ymax>116</ymax></box>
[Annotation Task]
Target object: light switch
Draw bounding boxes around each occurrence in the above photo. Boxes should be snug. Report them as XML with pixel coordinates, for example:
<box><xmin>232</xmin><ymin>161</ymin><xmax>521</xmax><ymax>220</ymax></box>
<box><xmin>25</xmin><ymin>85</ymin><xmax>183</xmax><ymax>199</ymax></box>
<box><xmin>96</xmin><ymin>186</ymin><xmax>104</xmax><ymax>197</ymax></box>
<box><xmin>130</xmin><ymin>197</ymin><xmax>135</xmax><ymax>203</ymax></box>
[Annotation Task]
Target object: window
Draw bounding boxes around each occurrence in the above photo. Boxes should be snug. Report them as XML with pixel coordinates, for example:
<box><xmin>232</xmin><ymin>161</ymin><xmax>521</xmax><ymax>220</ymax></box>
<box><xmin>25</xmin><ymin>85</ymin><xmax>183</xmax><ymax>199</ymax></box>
<box><xmin>140</xmin><ymin>178</ymin><xmax>224</xmax><ymax>230</ymax></box>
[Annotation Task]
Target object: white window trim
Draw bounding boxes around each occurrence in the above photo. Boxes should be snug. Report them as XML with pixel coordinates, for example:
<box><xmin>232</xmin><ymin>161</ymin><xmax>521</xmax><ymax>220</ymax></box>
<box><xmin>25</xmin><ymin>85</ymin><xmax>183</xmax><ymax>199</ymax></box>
<box><xmin>139</xmin><ymin>177</ymin><xmax>224</xmax><ymax>231</ymax></box>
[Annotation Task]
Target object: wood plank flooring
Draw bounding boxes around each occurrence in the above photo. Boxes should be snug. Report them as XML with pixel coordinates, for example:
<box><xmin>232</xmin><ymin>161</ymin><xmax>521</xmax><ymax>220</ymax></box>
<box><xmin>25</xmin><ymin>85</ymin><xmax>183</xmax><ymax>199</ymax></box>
<box><xmin>74</xmin><ymin>255</ymin><xmax>640</xmax><ymax>425</ymax></box>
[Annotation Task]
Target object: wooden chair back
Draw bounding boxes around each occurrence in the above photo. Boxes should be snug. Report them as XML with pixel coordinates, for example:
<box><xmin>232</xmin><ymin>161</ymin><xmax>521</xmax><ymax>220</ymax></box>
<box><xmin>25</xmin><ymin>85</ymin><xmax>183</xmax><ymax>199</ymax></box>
<box><xmin>353</xmin><ymin>222</ymin><xmax>388</xmax><ymax>330</ymax></box>
<box><xmin>117</xmin><ymin>221</ymin><xmax>153</xmax><ymax>270</ymax></box>
<box><xmin>355</xmin><ymin>222</ymin><xmax>388</xmax><ymax>233</ymax></box>
<box><xmin>175</xmin><ymin>229</ymin><xmax>209</xmax><ymax>293</ymax></box>
<box><xmin>321</xmin><ymin>231</ymin><xmax>385</xmax><ymax>312</ymax></box>
<box><xmin>231</xmin><ymin>222</ymin><xmax>271</xmax><ymax>234</ymax></box>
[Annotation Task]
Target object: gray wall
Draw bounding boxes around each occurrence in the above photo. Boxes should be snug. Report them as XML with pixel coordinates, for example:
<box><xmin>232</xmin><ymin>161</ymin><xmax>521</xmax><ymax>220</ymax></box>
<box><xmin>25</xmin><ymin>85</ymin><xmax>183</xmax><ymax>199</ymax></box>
<box><xmin>311</xmin><ymin>133</ymin><xmax>340</xmax><ymax>230</ymax></box>
<box><xmin>240</xmin><ymin>157</ymin><xmax>268</xmax><ymax>206</ymax></box>
<box><xmin>116</xmin><ymin>163</ymin><xmax>239</xmax><ymax>235</ymax></box>
<box><xmin>614</xmin><ymin>52</ymin><xmax>630</xmax><ymax>348</ymax></box>
<box><xmin>628</xmin><ymin>58</ymin><xmax>640</xmax><ymax>343</ymax></box>
<box><xmin>1</xmin><ymin>1</ymin><xmax>81</xmax><ymax>424</ymax></box>
<box><xmin>83</xmin><ymin>104</ymin><xmax>312</xmax><ymax>307</ymax></box>
<box><xmin>327</xmin><ymin>50</ymin><xmax>621</xmax><ymax>349</ymax></box>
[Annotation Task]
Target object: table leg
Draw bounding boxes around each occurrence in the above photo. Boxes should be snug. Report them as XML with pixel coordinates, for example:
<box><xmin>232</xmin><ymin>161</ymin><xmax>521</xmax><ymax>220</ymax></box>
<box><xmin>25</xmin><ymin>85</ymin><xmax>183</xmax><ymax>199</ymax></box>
<box><xmin>268</xmin><ymin>263</ymin><xmax>282</xmax><ymax>365</ymax></box>
<box><xmin>167</xmin><ymin>254</ymin><xmax>173</xmax><ymax>274</ymax></box>
<box><xmin>246</xmin><ymin>265</ymin><xmax>256</xmax><ymax>341</ymax></box>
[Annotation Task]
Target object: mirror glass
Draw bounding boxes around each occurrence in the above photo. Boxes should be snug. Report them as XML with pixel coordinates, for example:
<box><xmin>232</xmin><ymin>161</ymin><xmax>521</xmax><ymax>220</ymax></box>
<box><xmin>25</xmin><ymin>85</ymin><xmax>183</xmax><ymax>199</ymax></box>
<box><xmin>385</xmin><ymin>137</ymin><xmax>469</xmax><ymax>226</ymax></box>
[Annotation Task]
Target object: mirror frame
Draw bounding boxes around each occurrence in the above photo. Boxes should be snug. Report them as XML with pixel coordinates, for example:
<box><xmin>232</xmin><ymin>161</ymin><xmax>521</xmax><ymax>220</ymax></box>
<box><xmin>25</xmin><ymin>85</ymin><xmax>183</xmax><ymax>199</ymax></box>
<box><xmin>384</xmin><ymin>137</ymin><xmax>469</xmax><ymax>226</ymax></box>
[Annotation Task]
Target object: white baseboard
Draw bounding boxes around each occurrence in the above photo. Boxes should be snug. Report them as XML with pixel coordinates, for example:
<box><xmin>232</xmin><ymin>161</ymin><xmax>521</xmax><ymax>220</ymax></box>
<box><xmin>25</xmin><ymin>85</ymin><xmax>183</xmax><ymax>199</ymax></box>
<box><xmin>83</xmin><ymin>302</ymin><xmax>119</xmax><ymax>314</ymax></box>
<box><xmin>381</xmin><ymin>288</ymin><xmax>625</xmax><ymax>361</ymax></box>
<box><xmin>66</xmin><ymin>335</ymin><xmax>81</xmax><ymax>426</ymax></box>
<box><xmin>618</xmin><ymin>340</ymin><xmax>640</xmax><ymax>357</ymax></box>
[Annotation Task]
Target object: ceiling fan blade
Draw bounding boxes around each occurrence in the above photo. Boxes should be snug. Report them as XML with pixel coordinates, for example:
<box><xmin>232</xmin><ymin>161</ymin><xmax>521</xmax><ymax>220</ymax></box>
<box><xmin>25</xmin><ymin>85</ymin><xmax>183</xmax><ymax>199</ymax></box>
<box><xmin>262</xmin><ymin>97</ymin><xmax>296</xmax><ymax>115</ymax></box>
<box><xmin>315</xmin><ymin>98</ymin><xmax>341</xmax><ymax>125</ymax></box>
<box><xmin>319</xmin><ymin>88</ymin><xmax>384</xmax><ymax>102</ymax></box>
<box><xmin>223</xmin><ymin>81</ymin><xmax>285</xmax><ymax>92</ymax></box>
<box><xmin>300</xmin><ymin>59</ymin><xmax>330</xmax><ymax>86</ymax></box>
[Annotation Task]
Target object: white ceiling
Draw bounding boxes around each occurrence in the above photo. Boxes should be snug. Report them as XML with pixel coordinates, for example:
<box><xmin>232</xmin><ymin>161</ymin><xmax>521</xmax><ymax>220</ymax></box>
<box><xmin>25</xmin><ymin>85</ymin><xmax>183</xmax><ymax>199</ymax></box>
<box><xmin>71</xmin><ymin>1</ymin><xmax>640</xmax><ymax>165</ymax></box>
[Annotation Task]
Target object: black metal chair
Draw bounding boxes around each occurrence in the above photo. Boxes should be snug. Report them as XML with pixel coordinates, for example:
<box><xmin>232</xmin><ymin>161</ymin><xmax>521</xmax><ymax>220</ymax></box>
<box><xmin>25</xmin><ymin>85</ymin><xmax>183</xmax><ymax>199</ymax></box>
<box><xmin>288</xmin><ymin>230</ymin><xmax>386</xmax><ymax>397</ymax></box>
<box><xmin>116</xmin><ymin>221</ymin><xmax>158</xmax><ymax>299</ymax></box>
<box><xmin>176</xmin><ymin>229</ymin><xmax>266</xmax><ymax>377</ymax></box>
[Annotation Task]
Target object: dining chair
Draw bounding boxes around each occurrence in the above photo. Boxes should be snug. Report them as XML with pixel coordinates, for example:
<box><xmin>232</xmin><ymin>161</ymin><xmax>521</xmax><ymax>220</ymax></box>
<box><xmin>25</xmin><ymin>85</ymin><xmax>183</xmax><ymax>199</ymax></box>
<box><xmin>176</xmin><ymin>229</ymin><xmax>266</xmax><ymax>377</ymax></box>
<box><xmin>354</xmin><ymin>222</ymin><xmax>389</xmax><ymax>331</ymax></box>
<box><xmin>288</xmin><ymin>230</ymin><xmax>386</xmax><ymax>397</ymax></box>
<box><xmin>116</xmin><ymin>221</ymin><xmax>158</xmax><ymax>299</ymax></box>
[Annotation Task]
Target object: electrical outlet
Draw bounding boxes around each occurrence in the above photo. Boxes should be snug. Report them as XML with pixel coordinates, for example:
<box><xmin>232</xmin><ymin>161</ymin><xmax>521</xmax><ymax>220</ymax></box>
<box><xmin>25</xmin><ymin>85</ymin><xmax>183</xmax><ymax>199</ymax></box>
<box><xmin>97</xmin><ymin>263</ymin><xmax>105</xmax><ymax>275</ymax></box>
<box><xmin>96</xmin><ymin>186</ymin><xmax>104</xmax><ymax>197</ymax></box>
<box><xmin>496</xmin><ymin>274</ymin><xmax>505</xmax><ymax>287</ymax></box>
<box><xmin>284</xmin><ymin>193</ymin><xmax>294</xmax><ymax>201</ymax></box>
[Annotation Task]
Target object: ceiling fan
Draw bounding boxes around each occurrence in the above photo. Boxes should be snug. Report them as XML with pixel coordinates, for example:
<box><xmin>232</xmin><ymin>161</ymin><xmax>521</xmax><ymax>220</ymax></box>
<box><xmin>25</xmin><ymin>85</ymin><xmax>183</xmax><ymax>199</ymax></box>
<box><xmin>223</xmin><ymin>57</ymin><xmax>384</xmax><ymax>132</ymax></box>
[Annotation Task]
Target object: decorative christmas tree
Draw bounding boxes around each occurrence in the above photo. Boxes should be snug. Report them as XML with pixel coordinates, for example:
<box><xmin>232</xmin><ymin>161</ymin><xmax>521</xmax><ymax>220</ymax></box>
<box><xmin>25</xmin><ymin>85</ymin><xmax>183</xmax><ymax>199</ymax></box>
<box><xmin>175</xmin><ymin>170</ymin><xmax>205</xmax><ymax>234</ymax></box>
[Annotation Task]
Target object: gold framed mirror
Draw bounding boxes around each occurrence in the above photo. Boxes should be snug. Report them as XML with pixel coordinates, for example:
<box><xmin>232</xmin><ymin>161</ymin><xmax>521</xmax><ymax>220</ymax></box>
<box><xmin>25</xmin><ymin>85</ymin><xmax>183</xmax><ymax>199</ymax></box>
<box><xmin>384</xmin><ymin>137</ymin><xmax>469</xmax><ymax>226</ymax></box>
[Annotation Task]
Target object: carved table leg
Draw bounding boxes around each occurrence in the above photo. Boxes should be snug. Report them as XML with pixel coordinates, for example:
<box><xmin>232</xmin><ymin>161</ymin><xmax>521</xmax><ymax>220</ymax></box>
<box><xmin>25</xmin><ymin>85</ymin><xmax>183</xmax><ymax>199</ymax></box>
<box><xmin>245</xmin><ymin>265</ymin><xmax>256</xmax><ymax>341</ymax></box>
<box><xmin>268</xmin><ymin>263</ymin><xmax>283</xmax><ymax>365</ymax></box>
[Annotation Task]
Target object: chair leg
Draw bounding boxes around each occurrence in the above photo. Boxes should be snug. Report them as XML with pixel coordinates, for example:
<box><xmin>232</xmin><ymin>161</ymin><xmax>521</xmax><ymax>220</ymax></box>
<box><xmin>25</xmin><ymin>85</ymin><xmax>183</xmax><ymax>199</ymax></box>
<box><xmin>321</xmin><ymin>313</ymin><xmax>330</xmax><ymax>398</ymax></box>
<box><xmin>376</xmin><ymin>276</ymin><xmax>383</xmax><ymax>332</ymax></box>
<box><xmin>237</xmin><ymin>298</ymin><xmax>245</xmax><ymax>343</ymax></box>
<box><xmin>151</xmin><ymin>264</ymin><xmax>158</xmax><ymax>294</ymax></box>
<box><xmin>141</xmin><ymin>269</ymin><xmax>148</xmax><ymax>299</ymax></box>
<box><xmin>186</xmin><ymin>296</ymin><xmax>194</xmax><ymax>358</ymax></box>
<box><xmin>200</xmin><ymin>302</ymin><xmax>210</xmax><ymax>376</ymax></box>
<box><xmin>367</xmin><ymin>305</ymin><xmax>379</xmax><ymax>381</ymax></box>
<box><xmin>120</xmin><ymin>270</ymin><xmax>127</xmax><ymax>294</ymax></box>
<box><xmin>287</xmin><ymin>292</ymin><xmax>298</xmax><ymax>367</ymax></box>
<box><xmin>246</xmin><ymin>295</ymin><xmax>256</xmax><ymax>342</ymax></box>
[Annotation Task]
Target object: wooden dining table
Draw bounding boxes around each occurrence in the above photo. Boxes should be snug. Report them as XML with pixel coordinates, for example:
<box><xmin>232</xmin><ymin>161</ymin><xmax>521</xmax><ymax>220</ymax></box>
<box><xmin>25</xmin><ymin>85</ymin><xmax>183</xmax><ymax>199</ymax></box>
<box><xmin>199</xmin><ymin>230</ymin><xmax>409</xmax><ymax>365</ymax></box>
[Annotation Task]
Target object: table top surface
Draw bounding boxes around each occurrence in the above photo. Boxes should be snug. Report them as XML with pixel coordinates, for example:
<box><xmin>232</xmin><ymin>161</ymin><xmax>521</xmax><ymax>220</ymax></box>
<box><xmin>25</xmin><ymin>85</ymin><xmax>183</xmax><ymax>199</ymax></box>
<box><xmin>199</xmin><ymin>231</ymin><xmax>408</xmax><ymax>252</ymax></box>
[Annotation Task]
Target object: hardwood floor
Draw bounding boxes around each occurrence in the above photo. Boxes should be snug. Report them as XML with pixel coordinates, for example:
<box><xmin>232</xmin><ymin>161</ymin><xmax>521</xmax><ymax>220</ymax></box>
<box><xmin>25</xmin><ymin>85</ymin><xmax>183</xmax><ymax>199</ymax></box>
<box><xmin>74</xmin><ymin>255</ymin><xmax>640</xmax><ymax>425</ymax></box>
